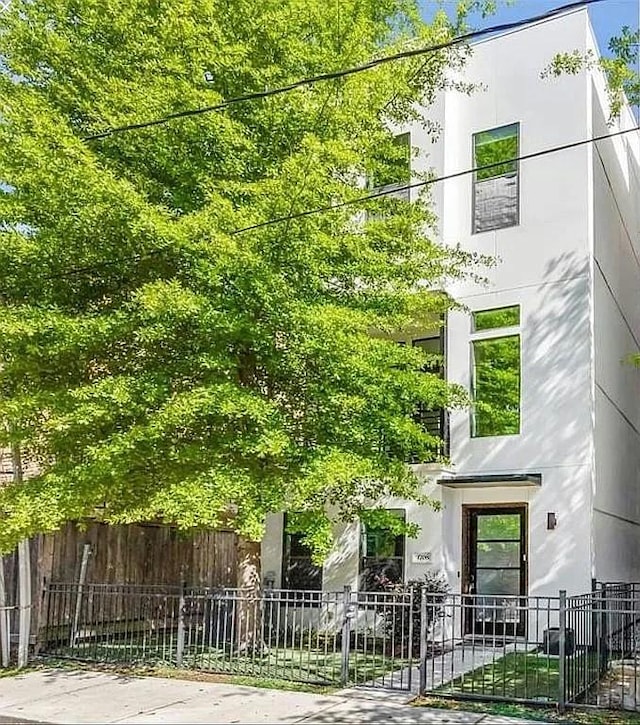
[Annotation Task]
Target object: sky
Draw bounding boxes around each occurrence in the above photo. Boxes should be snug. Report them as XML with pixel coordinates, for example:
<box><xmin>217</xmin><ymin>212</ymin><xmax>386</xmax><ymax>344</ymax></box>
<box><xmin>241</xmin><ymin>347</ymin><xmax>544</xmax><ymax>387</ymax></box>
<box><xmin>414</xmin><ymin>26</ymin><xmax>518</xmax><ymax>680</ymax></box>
<box><xmin>419</xmin><ymin>0</ymin><xmax>640</xmax><ymax>58</ymax></box>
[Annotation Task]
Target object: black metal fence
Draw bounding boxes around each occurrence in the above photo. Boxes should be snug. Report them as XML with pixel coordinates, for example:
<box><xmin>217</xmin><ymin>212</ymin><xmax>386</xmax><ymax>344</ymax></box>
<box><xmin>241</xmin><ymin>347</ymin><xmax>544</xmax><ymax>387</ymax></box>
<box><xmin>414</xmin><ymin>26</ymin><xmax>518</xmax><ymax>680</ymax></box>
<box><xmin>420</xmin><ymin>586</ymin><xmax>640</xmax><ymax>712</ymax></box>
<box><xmin>565</xmin><ymin>582</ymin><xmax>640</xmax><ymax>710</ymax></box>
<box><xmin>420</xmin><ymin>593</ymin><xmax>563</xmax><ymax>705</ymax></box>
<box><xmin>38</xmin><ymin>581</ymin><xmax>640</xmax><ymax>711</ymax></box>
<box><xmin>40</xmin><ymin>583</ymin><xmax>416</xmax><ymax>689</ymax></box>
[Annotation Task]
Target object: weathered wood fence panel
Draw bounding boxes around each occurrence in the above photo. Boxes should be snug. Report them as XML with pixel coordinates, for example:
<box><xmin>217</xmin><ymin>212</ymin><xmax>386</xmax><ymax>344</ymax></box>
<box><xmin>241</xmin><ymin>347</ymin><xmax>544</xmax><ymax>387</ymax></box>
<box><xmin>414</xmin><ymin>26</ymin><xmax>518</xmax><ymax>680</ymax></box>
<box><xmin>43</xmin><ymin>522</ymin><xmax>238</xmax><ymax>587</ymax></box>
<box><xmin>1</xmin><ymin>522</ymin><xmax>238</xmax><ymax>654</ymax></box>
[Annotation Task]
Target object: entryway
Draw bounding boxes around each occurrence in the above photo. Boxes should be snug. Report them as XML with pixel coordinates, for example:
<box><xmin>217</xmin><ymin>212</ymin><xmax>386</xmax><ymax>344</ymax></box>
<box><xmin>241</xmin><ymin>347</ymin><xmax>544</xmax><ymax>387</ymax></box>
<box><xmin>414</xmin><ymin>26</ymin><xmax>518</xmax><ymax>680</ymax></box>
<box><xmin>462</xmin><ymin>504</ymin><xmax>527</xmax><ymax>636</ymax></box>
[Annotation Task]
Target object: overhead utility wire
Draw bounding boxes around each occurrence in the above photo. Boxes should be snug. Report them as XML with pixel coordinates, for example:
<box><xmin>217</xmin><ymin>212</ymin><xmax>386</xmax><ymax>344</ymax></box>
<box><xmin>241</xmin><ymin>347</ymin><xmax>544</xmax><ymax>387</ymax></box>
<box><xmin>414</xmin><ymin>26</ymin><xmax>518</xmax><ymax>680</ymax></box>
<box><xmin>83</xmin><ymin>0</ymin><xmax>604</xmax><ymax>142</ymax></box>
<box><xmin>37</xmin><ymin>124</ymin><xmax>640</xmax><ymax>280</ymax></box>
<box><xmin>231</xmin><ymin>124</ymin><xmax>640</xmax><ymax>234</ymax></box>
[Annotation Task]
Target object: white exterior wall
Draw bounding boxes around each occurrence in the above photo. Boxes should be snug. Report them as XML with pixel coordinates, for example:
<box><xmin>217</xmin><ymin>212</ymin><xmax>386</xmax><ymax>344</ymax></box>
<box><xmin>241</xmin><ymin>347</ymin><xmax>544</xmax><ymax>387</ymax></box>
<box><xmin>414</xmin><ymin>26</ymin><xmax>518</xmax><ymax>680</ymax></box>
<box><xmin>431</xmin><ymin>9</ymin><xmax>595</xmax><ymax>597</ymax></box>
<box><xmin>262</xmin><ymin>466</ymin><xmax>448</xmax><ymax>590</ymax></box>
<box><xmin>262</xmin><ymin>9</ymin><xmax>640</xmax><ymax>597</ymax></box>
<box><xmin>589</xmin><ymin>31</ymin><xmax>640</xmax><ymax>583</ymax></box>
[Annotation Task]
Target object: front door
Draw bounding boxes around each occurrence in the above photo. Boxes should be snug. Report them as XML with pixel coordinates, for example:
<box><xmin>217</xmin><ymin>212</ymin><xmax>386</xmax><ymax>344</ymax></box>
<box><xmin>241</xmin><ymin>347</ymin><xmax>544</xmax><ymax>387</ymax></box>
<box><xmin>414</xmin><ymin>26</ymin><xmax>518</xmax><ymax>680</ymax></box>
<box><xmin>463</xmin><ymin>505</ymin><xmax>527</xmax><ymax>636</ymax></box>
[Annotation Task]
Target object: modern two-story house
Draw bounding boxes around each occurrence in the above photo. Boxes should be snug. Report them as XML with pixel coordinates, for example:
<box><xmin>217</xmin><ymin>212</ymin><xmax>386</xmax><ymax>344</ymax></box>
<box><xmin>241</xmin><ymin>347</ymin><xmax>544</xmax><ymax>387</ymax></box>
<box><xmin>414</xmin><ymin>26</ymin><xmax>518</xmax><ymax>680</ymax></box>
<box><xmin>262</xmin><ymin>6</ymin><xmax>640</xmax><ymax>620</ymax></box>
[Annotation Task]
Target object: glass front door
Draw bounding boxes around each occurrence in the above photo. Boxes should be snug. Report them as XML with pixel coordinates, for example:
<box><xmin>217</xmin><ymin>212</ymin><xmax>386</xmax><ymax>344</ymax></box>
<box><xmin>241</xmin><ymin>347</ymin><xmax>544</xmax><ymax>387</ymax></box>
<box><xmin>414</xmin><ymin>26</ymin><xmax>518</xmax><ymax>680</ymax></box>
<box><xmin>464</xmin><ymin>506</ymin><xmax>527</xmax><ymax>636</ymax></box>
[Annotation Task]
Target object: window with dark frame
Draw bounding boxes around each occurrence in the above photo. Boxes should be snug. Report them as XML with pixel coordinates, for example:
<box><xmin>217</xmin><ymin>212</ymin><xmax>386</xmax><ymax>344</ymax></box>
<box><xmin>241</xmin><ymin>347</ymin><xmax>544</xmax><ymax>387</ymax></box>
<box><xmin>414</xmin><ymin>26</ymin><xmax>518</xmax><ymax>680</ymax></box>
<box><xmin>472</xmin><ymin>123</ymin><xmax>519</xmax><ymax>234</ymax></box>
<box><xmin>359</xmin><ymin>509</ymin><xmax>405</xmax><ymax>591</ymax></box>
<box><xmin>412</xmin><ymin>335</ymin><xmax>447</xmax><ymax>452</ymax></box>
<box><xmin>369</xmin><ymin>132</ymin><xmax>411</xmax><ymax>202</ymax></box>
<box><xmin>281</xmin><ymin>515</ymin><xmax>322</xmax><ymax>593</ymax></box>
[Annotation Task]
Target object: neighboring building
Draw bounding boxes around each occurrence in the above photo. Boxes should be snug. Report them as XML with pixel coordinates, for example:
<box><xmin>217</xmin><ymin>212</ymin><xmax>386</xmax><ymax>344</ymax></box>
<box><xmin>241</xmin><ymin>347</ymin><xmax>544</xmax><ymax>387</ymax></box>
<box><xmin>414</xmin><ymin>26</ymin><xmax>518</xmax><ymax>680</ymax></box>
<box><xmin>262</xmin><ymin>5</ymin><xmax>640</xmax><ymax>624</ymax></box>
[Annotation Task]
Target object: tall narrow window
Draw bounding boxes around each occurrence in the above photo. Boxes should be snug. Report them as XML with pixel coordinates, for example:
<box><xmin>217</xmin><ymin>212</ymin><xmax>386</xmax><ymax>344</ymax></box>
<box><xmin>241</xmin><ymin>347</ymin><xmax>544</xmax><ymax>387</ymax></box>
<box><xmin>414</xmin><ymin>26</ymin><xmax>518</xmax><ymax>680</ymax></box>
<box><xmin>360</xmin><ymin>510</ymin><xmax>405</xmax><ymax>591</ymax></box>
<box><xmin>370</xmin><ymin>132</ymin><xmax>411</xmax><ymax>202</ymax></box>
<box><xmin>282</xmin><ymin>515</ymin><xmax>322</xmax><ymax>591</ymax></box>
<box><xmin>412</xmin><ymin>335</ymin><xmax>447</xmax><ymax>455</ymax></box>
<box><xmin>472</xmin><ymin>124</ymin><xmax>519</xmax><ymax>233</ymax></box>
<box><xmin>471</xmin><ymin>306</ymin><xmax>521</xmax><ymax>437</ymax></box>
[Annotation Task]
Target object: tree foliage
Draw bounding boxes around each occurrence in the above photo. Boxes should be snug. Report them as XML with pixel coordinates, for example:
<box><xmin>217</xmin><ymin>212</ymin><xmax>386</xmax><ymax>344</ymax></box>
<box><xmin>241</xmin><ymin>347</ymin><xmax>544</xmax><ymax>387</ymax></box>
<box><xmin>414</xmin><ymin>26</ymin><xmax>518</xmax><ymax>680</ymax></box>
<box><xmin>0</xmin><ymin>0</ymin><xmax>484</xmax><ymax>555</ymax></box>
<box><xmin>542</xmin><ymin>25</ymin><xmax>640</xmax><ymax>120</ymax></box>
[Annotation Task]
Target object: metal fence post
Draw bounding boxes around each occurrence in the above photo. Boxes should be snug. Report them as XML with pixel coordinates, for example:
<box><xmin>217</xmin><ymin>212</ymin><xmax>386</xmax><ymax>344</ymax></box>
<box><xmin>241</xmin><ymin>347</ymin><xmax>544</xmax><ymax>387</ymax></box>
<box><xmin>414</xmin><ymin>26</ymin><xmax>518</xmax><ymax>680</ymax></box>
<box><xmin>340</xmin><ymin>585</ymin><xmax>352</xmax><ymax>686</ymax></box>
<box><xmin>601</xmin><ymin>583</ymin><xmax>608</xmax><ymax>672</ymax></box>
<box><xmin>0</xmin><ymin>555</ymin><xmax>10</xmax><ymax>668</ymax></box>
<box><xmin>176</xmin><ymin>582</ymin><xmax>186</xmax><ymax>668</ymax></box>
<box><xmin>558</xmin><ymin>589</ymin><xmax>567</xmax><ymax>714</ymax></box>
<box><xmin>419</xmin><ymin>585</ymin><xmax>428</xmax><ymax>696</ymax></box>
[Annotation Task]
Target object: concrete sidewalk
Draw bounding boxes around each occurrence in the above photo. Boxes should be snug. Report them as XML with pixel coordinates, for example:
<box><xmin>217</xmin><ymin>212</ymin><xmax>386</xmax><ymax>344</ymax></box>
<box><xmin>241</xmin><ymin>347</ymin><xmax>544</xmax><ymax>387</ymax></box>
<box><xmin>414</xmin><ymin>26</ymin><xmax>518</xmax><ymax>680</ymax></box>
<box><xmin>0</xmin><ymin>670</ymin><xmax>550</xmax><ymax>724</ymax></box>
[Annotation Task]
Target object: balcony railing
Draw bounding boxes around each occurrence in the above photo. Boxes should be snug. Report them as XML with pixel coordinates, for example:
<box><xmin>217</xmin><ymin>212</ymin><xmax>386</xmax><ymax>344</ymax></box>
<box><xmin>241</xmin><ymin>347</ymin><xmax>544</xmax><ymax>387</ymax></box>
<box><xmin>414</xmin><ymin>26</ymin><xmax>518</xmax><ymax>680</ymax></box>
<box><xmin>412</xmin><ymin>406</ymin><xmax>449</xmax><ymax>461</ymax></box>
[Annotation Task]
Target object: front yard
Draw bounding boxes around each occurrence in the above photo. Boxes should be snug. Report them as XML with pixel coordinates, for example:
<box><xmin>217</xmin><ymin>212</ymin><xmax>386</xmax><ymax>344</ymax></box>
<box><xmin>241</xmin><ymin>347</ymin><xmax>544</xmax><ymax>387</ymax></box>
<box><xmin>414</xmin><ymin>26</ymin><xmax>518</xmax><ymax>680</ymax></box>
<box><xmin>44</xmin><ymin>638</ymin><xmax>409</xmax><ymax>686</ymax></box>
<box><xmin>438</xmin><ymin>649</ymin><xmax>602</xmax><ymax>703</ymax></box>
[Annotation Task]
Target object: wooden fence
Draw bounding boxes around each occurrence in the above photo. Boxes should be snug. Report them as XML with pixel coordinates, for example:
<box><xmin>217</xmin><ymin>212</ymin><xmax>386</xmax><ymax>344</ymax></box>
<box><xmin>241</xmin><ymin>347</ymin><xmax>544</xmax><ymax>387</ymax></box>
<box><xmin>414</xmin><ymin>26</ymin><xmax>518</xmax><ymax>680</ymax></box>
<box><xmin>0</xmin><ymin>521</ymin><xmax>239</xmax><ymax>648</ymax></box>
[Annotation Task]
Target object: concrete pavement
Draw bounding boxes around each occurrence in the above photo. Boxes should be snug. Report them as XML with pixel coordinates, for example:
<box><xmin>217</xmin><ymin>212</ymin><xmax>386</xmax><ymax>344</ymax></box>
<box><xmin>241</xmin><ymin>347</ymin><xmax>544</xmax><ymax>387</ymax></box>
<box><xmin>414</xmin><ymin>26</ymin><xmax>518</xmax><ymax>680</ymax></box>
<box><xmin>0</xmin><ymin>670</ymin><xmax>550</xmax><ymax>724</ymax></box>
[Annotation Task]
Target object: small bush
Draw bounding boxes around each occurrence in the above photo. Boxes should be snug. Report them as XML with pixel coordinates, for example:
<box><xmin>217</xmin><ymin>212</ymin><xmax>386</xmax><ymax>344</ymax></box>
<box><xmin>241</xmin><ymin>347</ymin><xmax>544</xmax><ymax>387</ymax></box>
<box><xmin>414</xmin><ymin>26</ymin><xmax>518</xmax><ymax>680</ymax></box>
<box><xmin>371</xmin><ymin>571</ymin><xmax>450</xmax><ymax>655</ymax></box>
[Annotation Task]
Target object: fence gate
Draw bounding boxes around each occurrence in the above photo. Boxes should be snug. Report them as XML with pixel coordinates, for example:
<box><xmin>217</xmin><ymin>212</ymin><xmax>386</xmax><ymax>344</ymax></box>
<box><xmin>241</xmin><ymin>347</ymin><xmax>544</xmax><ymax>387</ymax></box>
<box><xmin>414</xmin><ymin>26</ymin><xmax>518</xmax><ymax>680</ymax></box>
<box><xmin>343</xmin><ymin>587</ymin><xmax>415</xmax><ymax>691</ymax></box>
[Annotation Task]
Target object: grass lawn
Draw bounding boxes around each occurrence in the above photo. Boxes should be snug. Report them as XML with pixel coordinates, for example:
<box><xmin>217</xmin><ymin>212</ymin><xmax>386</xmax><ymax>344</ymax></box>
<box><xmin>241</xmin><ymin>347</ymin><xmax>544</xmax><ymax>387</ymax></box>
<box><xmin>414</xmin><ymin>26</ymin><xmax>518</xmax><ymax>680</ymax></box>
<box><xmin>184</xmin><ymin>646</ymin><xmax>407</xmax><ymax>684</ymax></box>
<box><xmin>438</xmin><ymin>649</ymin><xmax>602</xmax><ymax>704</ymax></box>
<box><xmin>43</xmin><ymin>639</ymin><xmax>408</xmax><ymax>685</ymax></box>
<box><xmin>438</xmin><ymin>651</ymin><xmax>561</xmax><ymax>702</ymax></box>
<box><xmin>28</xmin><ymin>659</ymin><xmax>337</xmax><ymax>694</ymax></box>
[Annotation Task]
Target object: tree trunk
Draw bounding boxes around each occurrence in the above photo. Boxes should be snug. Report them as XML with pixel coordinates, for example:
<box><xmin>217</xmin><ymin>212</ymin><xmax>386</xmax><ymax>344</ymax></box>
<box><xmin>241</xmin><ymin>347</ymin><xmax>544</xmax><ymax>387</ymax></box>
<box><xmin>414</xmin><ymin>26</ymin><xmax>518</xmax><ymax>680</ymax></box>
<box><xmin>236</xmin><ymin>536</ymin><xmax>264</xmax><ymax>654</ymax></box>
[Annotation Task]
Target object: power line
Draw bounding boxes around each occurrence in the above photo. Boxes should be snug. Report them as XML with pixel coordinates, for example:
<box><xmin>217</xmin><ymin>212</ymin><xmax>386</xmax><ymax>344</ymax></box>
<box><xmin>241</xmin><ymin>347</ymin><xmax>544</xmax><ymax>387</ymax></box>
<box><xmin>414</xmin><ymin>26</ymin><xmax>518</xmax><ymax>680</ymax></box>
<box><xmin>230</xmin><ymin>124</ymin><xmax>640</xmax><ymax>234</ymax></box>
<box><xmin>29</xmin><ymin>123</ymin><xmax>639</xmax><ymax>281</ymax></box>
<box><xmin>83</xmin><ymin>0</ymin><xmax>604</xmax><ymax>142</ymax></box>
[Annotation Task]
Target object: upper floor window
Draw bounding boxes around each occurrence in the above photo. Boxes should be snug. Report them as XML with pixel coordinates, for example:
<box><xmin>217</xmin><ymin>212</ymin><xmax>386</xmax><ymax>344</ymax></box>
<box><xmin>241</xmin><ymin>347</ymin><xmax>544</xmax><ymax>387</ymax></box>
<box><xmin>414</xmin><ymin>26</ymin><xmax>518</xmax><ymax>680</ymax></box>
<box><xmin>472</xmin><ymin>124</ymin><xmax>519</xmax><ymax>234</ymax></box>
<box><xmin>411</xmin><ymin>335</ymin><xmax>448</xmax><ymax>456</ymax></box>
<box><xmin>471</xmin><ymin>306</ymin><xmax>521</xmax><ymax>437</ymax></box>
<box><xmin>370</xmin><ymin>132</ymin><xmax>411</xmax><ymax>202</ymax></box>
<box><xmin>282</xmin><ymin>514</ymin><xmax>322</xmax><ymax>592</ymax></box>
<box><xmin>412</xmin><ymin>335</ymin><xmax>443</xmax><ymax>374</ymax></box>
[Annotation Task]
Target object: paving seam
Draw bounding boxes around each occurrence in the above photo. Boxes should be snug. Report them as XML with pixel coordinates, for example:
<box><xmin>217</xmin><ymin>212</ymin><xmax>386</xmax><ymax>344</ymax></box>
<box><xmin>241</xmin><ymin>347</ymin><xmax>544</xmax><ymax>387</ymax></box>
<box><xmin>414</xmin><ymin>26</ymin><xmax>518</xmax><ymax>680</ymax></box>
<box><xmin>109</xmin><ymin>697</ymin><xmax>192</xmax><ymax>724</ymax></box>
<box><xmin>291</xmin><ymin>700</ymin><xmax>354</xmax><ymax>723</ymax></box>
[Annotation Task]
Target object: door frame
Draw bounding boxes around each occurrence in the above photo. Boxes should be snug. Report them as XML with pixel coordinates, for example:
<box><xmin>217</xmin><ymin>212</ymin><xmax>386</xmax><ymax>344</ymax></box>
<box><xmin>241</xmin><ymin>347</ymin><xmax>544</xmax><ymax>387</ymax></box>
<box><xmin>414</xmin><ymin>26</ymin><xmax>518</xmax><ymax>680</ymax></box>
<box><xmin>462</xmin><ymin>503</ymin><xmax>528</xmax><ymax>636</ymax></box>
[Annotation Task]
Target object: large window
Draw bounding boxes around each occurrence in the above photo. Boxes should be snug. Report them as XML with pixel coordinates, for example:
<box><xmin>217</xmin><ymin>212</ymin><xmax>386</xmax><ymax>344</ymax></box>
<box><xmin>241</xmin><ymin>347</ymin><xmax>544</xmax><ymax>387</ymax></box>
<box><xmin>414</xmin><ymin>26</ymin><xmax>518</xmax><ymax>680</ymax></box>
<box><xmin>282</xmin><ymin>515</ymin><xmax>322</xmax><ymax>591</ymax></box>
<box><xmin>471</xmin><ymin>306</ymin><xmax>521</xmax><ymax>437</ymax></box>
<box><xmin>360</xmin><ymin>510</ymin><xmax>405</xmax><ymax>591</ymax></box>
<box><xmin>472</xmin><ymin>124</ymin><xmax>519</xmax><ymax>234</ymax></box>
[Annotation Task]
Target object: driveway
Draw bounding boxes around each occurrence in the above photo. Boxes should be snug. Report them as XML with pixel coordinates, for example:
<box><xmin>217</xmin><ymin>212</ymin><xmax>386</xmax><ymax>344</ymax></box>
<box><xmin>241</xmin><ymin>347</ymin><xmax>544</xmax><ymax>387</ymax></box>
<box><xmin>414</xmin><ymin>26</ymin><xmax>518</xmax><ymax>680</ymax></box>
<box><xmin>0</xmin><ymin>669</ymin><xmax>548</xmax><ymax>724</ymax></box>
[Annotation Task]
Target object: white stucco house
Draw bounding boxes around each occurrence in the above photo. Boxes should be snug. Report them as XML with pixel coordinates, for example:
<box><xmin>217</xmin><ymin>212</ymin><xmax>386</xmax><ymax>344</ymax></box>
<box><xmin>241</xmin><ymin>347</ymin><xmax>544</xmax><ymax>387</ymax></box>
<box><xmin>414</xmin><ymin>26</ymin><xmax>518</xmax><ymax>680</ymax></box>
<box><xmin>262</xmin><ymin>6</ymin><xmax>640</xmax><ymax>624</ymax></box>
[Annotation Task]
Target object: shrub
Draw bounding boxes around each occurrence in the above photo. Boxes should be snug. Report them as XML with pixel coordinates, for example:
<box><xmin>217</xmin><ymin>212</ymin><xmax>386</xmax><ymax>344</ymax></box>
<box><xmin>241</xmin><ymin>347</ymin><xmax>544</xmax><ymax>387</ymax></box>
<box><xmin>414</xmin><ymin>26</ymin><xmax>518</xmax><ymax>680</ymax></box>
<box><xmin>371</xmin><ymin>571</ymin><xmax>450</xmax><ymax>655</ymax></box>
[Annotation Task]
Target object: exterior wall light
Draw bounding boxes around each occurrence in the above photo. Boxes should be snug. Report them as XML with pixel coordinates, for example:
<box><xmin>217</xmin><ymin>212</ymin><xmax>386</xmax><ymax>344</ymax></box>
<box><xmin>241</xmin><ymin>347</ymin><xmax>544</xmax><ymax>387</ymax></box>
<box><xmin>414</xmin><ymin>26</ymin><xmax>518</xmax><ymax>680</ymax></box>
<box><xmin>547</xmin><ymin>512</ymin><xmax>557</xmax><ymax>530</ymax></box>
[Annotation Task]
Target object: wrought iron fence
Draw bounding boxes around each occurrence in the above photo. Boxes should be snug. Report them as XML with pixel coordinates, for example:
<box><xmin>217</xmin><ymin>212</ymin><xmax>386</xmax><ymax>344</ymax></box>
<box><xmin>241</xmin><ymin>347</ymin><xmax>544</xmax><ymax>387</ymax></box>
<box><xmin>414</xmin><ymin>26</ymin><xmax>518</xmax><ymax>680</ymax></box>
<box><xmin>38</xmin><ymin>581</ymin><xmax>640</xmax><ymax>711</ymax></box>
<box><xmin>420</xmin><ymin>587</ymin><xmax>640</xmax><ymax>713</ymax></box>
<box><xmin>40</xmin><ymin>583</ymin><xmax>416</xmax><ymax>689</ymax></box>
<box><xmin>564</xmin><ymin>583</ymin><xmax>640</xmax><ymax>711</ymax></box>
<box><xmin>420</xmin><ymin>593</ymin><xmax>563</xmax><ymax>706</ymax></box>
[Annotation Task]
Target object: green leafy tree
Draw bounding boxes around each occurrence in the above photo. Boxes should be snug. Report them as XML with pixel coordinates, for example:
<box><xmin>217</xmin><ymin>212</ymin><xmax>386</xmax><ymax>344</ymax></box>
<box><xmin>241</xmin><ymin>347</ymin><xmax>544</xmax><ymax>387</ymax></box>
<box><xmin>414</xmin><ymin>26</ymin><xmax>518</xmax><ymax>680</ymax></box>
<box><xmin>0</xmin><ymin>0</ymin><xmax>485</xmax><ymax>582</ymax></box>
<box><xmin>542</xmin><ymin>25</ymin><xmax>639</xmax><ymax>120</ymax></box>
